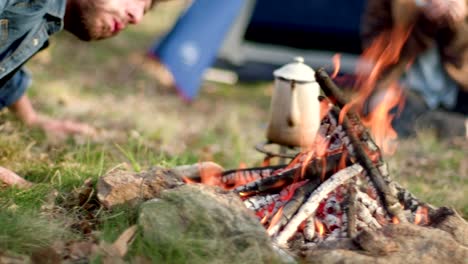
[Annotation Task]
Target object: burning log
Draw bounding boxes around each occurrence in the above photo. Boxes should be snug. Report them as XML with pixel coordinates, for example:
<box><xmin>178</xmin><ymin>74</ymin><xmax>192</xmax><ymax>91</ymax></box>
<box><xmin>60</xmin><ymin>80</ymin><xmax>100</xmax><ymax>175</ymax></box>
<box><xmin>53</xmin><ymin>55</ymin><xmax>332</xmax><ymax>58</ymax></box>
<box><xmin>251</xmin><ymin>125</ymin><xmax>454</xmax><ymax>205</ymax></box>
<box><xmin>317</xmin><ymin>69</ymin><xmax>406</xmax><ymax>222</ymax></box>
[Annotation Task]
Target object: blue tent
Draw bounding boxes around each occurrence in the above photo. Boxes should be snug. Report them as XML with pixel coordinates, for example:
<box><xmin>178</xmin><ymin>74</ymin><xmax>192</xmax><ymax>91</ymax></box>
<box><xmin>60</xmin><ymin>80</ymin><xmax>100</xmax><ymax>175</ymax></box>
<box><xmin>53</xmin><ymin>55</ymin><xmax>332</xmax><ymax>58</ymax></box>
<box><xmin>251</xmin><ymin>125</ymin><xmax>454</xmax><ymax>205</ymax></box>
<box><xmin>245</xmin><ymin>0</ymin><xmax>367</xmax><ymax>55</ymax></box>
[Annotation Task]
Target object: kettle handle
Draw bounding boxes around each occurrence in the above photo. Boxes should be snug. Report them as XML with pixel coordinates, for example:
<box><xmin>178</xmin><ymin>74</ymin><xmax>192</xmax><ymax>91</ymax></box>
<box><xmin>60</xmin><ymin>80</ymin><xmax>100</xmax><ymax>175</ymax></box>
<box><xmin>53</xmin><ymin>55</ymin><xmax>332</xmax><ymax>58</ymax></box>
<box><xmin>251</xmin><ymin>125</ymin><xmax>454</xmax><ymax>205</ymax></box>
<box><xmin>288</xmin><ymin>80</ymin><xmax>301</xmax><ymax>127</ymax></box>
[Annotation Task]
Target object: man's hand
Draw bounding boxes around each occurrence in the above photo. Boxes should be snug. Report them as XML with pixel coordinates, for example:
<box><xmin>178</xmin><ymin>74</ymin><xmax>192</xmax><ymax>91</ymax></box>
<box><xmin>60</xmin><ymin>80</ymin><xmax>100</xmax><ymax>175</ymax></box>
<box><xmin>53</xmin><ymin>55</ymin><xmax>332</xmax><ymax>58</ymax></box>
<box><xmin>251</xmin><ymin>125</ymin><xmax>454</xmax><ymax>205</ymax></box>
<box><xmin>34</xmin><ymin>115</ymin><xmax>97</xmax><ymax>139</ymax></box>
<box><xmin>9</xmin><ymin>94</ymin><xmax>97</xmax><ymax>139</ymax></box>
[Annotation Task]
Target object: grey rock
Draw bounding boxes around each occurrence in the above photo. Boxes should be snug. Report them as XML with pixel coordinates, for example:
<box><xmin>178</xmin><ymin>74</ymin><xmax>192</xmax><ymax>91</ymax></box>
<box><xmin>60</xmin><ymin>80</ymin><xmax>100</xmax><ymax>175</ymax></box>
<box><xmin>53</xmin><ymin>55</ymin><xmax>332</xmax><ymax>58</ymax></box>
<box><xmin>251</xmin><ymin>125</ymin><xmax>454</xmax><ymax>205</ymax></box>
<box><xmin>138</xmin><ymin>184</ymin><xmax>281</xmax><ymax>264</ymax></box>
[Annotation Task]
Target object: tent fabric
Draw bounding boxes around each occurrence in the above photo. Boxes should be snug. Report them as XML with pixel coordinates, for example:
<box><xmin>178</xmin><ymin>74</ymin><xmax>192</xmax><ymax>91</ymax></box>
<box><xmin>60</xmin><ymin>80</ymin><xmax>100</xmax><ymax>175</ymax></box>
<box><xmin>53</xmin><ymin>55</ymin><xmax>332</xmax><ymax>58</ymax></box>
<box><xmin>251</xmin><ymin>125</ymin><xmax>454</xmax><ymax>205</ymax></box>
<box><xmin>151</xmin><ymin>0</ymin><xmax>244</xmax><ymax>100</ymax></box>
<box><xmin>244</xmin><ymin>0</ymin><xmax>367</xmax><ymax>54</ymax></box>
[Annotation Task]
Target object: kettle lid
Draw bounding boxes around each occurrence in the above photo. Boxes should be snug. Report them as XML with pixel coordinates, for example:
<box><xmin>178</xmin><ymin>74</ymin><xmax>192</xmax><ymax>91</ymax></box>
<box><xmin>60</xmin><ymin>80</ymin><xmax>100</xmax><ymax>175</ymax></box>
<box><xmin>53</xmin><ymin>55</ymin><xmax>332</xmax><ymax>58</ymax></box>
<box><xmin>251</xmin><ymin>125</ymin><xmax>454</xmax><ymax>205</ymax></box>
<box><xmin>273</xmin><ymin>57</ymin><xmax>316</xmax><ymax>82</ymax></box>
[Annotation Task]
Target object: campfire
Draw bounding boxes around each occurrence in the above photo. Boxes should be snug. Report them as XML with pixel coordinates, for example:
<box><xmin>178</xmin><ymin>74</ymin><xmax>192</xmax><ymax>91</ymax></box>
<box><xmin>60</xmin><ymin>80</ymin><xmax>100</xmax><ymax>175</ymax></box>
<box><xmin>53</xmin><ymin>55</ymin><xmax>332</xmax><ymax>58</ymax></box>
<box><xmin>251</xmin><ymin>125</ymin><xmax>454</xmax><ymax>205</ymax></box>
<box><xmin>92</xmin><ymin>28</ymin><xmax>467</xmax><ymax>263</ymax></box>
<box><xmin>177</xmin><ymin>31</ymin><xmax>468</xmax><ymax>260</ymax></box>
<box><xmin>186</xmin><ymin>68</ymin><xmax>423</xmax><ymax>246</ymax></box>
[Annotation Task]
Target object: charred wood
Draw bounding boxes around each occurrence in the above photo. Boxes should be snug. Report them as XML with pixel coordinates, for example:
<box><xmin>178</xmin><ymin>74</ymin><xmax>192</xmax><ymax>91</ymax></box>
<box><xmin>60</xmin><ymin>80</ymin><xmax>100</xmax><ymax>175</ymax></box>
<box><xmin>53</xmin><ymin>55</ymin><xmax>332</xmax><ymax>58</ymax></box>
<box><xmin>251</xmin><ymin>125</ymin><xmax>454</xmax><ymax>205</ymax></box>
<box><xmin>233</xmin><ymin>153</ymin><xmax>344</xmax><ymax>196</ymax></box>
<box><xmin>330</xmin><ymin>106</ymin><xmax>406</xmax><ymax>223</ymax></box>
<box><xmin>315</xmin><ymin>68</ymin><xmax>350</xmax><ymax>108</ymax></box>
<box><xmin>273</xmin><ymin>164</ymin><xmax>364</xmax><ymax>247</ymax></box>
<box><xmin>221</xmin><ymin>165</ymin><xmax>286</xmax><ymax>188</ymax></box>
<box><xmin>268</xmin><ymin>179</ymin><xmax>321</xmax><ymax>237</ymax></box>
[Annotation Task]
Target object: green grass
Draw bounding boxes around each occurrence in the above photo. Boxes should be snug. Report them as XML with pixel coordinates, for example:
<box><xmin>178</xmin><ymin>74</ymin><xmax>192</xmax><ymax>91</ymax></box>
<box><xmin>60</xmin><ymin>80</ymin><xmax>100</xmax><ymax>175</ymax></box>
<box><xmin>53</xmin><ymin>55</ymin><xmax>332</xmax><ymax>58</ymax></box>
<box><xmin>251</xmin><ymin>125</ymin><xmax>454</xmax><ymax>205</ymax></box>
<box><xmin>388</xmin><ymin>133</ymin><xmax>468</xmax><ymax>216</ymax></box>
<box><xmin>0</xmin><ymin>0</ymin><xmax>466</xmax><ymax>261</ymax></box>
<box><xmin>0</xmin><ymin>210</ymin><xmax>74</xmax><ymax>254</ymax></box>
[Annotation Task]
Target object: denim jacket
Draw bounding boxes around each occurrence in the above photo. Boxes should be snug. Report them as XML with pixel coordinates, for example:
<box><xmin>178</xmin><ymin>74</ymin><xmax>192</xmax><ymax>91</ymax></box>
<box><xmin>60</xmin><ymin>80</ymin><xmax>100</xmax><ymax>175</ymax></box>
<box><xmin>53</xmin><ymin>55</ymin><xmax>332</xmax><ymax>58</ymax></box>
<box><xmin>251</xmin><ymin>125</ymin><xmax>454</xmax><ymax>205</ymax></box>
<box><xmin>0</xmin><ymin>0</ymin><xmax>66</xmax><ymax>108</ymax></box>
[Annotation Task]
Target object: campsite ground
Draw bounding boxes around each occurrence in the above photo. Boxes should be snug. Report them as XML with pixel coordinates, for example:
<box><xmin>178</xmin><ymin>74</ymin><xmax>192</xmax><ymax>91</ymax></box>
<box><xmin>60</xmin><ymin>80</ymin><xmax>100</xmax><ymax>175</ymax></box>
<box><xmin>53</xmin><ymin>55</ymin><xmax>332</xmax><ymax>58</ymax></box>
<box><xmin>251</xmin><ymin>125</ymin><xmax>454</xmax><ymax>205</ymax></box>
<box><xmin>0</xmin><ymin>1</ymin><xmax>466</xmax><ymax>262</ymax></box>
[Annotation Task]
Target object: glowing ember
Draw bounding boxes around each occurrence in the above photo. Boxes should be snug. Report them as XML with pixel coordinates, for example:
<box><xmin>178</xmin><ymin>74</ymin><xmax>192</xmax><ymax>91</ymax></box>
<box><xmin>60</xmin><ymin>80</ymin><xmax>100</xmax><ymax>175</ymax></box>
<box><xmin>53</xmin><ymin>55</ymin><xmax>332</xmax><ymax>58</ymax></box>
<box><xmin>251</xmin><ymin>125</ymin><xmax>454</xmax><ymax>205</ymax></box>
<box><xmin>315</xmin><ymin>219</ymin><xmax>326</xmax><ymax>237</ymax></box>
<box><xmin>392</xmin><ymin>216</ymin><xmax>400</xmax><ymax>224</ymax></box>
<box><xmin>238</xmin><ymin>192</ymin><xmax>248</xmax><ymax>197</ymax></box>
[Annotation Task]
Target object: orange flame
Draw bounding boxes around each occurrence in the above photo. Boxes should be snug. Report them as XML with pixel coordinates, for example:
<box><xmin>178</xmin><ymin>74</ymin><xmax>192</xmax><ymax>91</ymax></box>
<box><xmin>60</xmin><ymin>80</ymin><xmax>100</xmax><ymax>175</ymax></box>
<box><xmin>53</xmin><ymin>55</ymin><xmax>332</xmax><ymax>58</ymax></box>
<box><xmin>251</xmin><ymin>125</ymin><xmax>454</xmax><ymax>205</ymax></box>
<box><xmin>361</xmin><ymin>83</ymin><xmax>403</xmax><ymax>154</ymax></box>
<box><xmin>331</xmin><ymin>53</ymin><xmax>341</xmax><ymax>79</ymax></box>
<box><xmin>315</xmin><ymin>134</ymin><xmax>330</xmax><ymax>158</ymax></box>
<box><xmin>344</xmin><ymin>26</ymin><xmax>414</xmax><ymax>154</ymax></box>
<box><xmin>315</xmin><ymin>219</ymin><xmax>325</xmax><ymax>237</ymax></box>
<box><xmin>392</xmin><ymin>216</ymin><xmax>400</xmax><ymax>224</ymax></box>
<box><xmin>299</xmin><ymin>134</ymin><xmax>330</xmax><ymax>182</ymax></box>
<box><xmin>319</xmin><ymin>99</ymin><xmax>332</xmax><ymax>121</ymax></box>
<box><xmin>414</xmin><ymin>206</ymin><xmax>429</xmax><ymax>225</ymax></box>
<box><xmin>300</xmin><ymin>151</ymin><xmax>315</xmax><ymax>181</ymax></box>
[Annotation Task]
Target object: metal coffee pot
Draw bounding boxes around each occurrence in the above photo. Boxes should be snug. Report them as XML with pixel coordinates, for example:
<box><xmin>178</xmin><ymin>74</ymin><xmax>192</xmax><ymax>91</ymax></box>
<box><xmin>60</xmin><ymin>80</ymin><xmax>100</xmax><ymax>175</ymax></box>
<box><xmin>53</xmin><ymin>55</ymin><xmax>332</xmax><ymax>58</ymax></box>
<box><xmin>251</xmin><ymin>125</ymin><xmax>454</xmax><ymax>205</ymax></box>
<box><xmin>266</xmin><ymin>57</ymin><xmax>321</xmax><ymax>148</ymax></box>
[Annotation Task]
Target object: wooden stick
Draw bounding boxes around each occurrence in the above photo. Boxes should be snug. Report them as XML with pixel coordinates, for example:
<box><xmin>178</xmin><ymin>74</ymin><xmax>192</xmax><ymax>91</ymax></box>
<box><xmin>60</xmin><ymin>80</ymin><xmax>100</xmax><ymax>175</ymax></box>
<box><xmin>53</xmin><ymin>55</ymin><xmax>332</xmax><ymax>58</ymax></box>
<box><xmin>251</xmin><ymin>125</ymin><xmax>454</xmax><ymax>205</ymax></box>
<box><xmin>346</xmin><ymin>185</ymin><xmax>358</xmax><ymax>238</ymax></box>
<box><xmin>244</xmin><ymin>194</ymin><xmax>280</xmax><ymax>211</ymax></box>
<box><xmin>329</xmin><ymin>105</ymin><xmax>407</xmax><ymax>223</ymax></box>
<box><xmin>342</xmin><ymin>116</ymin><xmax>406</xmax><ymax>222</ymax></box>
<box><xmin>234</xmin><ymin>163</ymin><xmax>302</xmax><ymax>195</ymax></box>
<box><xmin>317</xmin><ymin>71</ymin><xmax>406</xmax><ymax>222</ymax></box>
<box><xmin>273</xmin><ymin>164</ymin><xmax>364</xmax><ymax>247</ymax></box>
<box><xmin>234</xmin><ymin>153</ymin><xmax>342</xmax><ymax>195</ymax></box>
<box><xmin>315</xmin><ymin>68</ymin><xmax>349</xmax><ymax>108</ymax></box>
<box><xmin>356</xmin><ymin>201</ymin><xmax>382</xmax><ymax>230</ymax></box>
<box><xmin>267</xmin><ymin>179</ymin><xmax>321</xmax><ymax>237</ymax></box>
<box><xmin>356</xmin><ymin>189</ymin><xmax>382</xmax><ymax>214</ymax></box>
